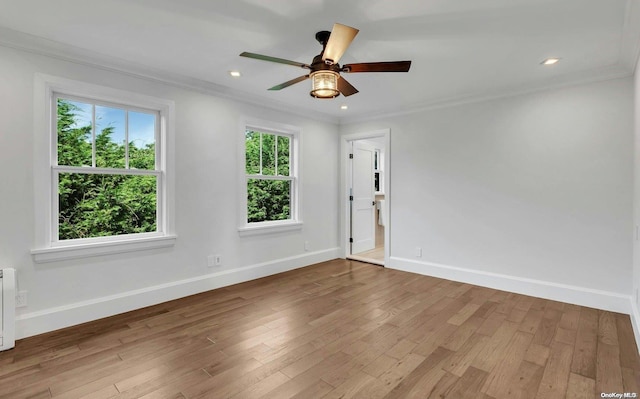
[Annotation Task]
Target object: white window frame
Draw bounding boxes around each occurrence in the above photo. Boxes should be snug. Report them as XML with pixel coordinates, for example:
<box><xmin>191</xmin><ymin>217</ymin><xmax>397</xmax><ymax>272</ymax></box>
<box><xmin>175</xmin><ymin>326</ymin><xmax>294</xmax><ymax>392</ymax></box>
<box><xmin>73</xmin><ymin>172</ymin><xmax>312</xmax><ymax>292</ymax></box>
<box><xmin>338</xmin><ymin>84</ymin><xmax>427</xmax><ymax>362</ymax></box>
<box><xmin>238</xmin><ymin>118</ymin><xmax>302</xmax><ymax>236</ymax></box>
<box><xmin>31</xmin><ymin>74</ymin><xmax>176</xmax><ymax>262</ymax></box>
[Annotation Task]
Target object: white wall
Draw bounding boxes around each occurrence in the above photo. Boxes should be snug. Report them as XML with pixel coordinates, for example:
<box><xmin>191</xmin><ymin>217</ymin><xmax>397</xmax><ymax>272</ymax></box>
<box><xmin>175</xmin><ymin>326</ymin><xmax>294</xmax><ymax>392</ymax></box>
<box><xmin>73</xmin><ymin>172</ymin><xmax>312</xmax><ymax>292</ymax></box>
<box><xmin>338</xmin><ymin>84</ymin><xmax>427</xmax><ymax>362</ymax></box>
<box><xmin>341</xmin><ymin>78</ymin><xmax>634</xmax><ymax>311</ymax></box>
<box><xmin>0</xmin><ymin>44</ymin><xmax>340</xmax><ymax>338</ymax></box>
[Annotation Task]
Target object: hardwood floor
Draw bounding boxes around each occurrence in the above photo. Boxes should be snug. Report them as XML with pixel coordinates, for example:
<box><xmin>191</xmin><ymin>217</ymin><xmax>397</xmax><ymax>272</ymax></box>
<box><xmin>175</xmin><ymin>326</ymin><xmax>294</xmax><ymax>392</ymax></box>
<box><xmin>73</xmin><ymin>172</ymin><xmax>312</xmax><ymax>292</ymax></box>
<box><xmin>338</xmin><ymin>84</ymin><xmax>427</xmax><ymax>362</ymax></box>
<box><xmin>350</xmin><ymin>246</ymin><xmax>385</xmax><ymax>266</ymax></box>
<box><xmin>1</xmin><ymin>259</ymin><xmax>639</xmax><ymax>398</ymax></box>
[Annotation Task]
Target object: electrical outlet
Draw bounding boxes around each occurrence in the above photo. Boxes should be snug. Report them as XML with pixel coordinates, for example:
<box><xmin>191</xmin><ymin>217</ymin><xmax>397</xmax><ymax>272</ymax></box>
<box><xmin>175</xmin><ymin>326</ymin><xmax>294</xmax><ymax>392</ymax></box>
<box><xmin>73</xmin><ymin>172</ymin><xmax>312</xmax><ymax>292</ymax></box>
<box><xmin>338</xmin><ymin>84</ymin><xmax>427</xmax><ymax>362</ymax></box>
<box><xmin>214</xmin><ymin>255</ymin><xmax>222</xmax><ymax>266</ymax></box>
<box><xmin>415</xmin><ymin>247</ymin><xmax>422</xmax><ymax>258</ymax></box>
<box><xmin>207</xmin><ymin>255</ymin><xmax>215</xmax><ymax>267</ymax></box>
<box><xmin>304</xmin><ymin>241</ymin><xmax>310</xmax><ymax>251</ymax></box>
<box><xmin>16</xmin><ymin>290</ymin><xmax>27</xmax><ymax>308</ymax></box>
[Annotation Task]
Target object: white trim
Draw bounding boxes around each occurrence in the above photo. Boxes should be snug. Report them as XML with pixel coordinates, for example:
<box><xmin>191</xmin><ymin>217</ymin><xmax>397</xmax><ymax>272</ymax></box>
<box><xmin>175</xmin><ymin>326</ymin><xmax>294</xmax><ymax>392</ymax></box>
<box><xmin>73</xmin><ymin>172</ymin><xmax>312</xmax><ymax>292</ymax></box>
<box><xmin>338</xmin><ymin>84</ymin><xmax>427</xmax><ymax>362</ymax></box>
<box><xmin>238</xmin><ymin>117</ymin><xmax>302</xmax><ymax>233</ymax></box>
<box><xmin>341</xmin><ymin>129</ymin><xmax>391</xmax><ymax>265</ymax></box>
<box><xmin>389</xmin><ymin>256</ymin><xmax>632</xmax><ymax>314</ymax></box>
<box><xmin>338</xmin><ymin>71</ymin><xmax>633</xmax><ymax>125</ymax></box>
<box><xmin>15</xmin><ymin>247</ymin><xmax>340</xmax><ymax>339</ymax></box>
<box><xmin>238</xmin><ymin>221</ymin><xmax>303</xmax><ymax>237</ymax></box>
<box><xmin>31</xmin><ymin>235</ymin><xmax>177</xmax><ymax>263</ymax></box>
<box><xmin>631</xmin><ymin>300</ymin><xmax>640</xmax><ymax>355</ymax></box>
<box><xmin>0</xmin><ymin>268</ymin><xmax>16</xmax><ymax>351</ymax></box>
<box><xmin>53</xmin><ymin>166</ymin><xmax>162</xmax><ymax>176</ymax></box>
<box><xmin>33</xmin><ymin>74</ymin><xmax>176</xmax><ymax>260</ymax></box>
<box><xmin>2</xmin><ymin>27</ymin><xmax>635</xmax><ymax>126</ymax></box>
<box><xmin>0</xmin><ymin>27</ymin><xmax>336</xmax><ymax>124</ymax></box>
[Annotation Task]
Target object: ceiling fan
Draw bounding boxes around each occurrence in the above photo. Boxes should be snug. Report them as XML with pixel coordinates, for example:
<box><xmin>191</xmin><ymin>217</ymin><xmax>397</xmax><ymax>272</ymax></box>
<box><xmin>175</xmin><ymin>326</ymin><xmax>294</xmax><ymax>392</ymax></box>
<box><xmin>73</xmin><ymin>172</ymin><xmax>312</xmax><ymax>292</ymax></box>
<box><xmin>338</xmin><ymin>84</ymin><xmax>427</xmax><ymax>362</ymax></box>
<box><xmin>240</xmin><ymin>23</ymin><xmax>412</xmax><ymax>99</ymax></box>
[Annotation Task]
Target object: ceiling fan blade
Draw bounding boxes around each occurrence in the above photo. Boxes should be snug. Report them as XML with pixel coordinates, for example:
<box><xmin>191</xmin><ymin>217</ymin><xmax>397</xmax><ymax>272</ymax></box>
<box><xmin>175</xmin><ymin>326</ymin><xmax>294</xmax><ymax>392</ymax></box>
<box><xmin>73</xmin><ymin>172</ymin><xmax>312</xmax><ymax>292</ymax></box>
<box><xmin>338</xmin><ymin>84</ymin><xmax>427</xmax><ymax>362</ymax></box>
<box><xmin>322</xmin><ymin>23</ymin><xmax>359</xmax><ymax>65</ymax></box>
<box><xmin>337</xmin><ymin>76</ymin><xmax>359</xmax><ymax>97</ymax></box>
<box><xmin>268</xmin><ymin>75</ymin><xmax>310</xmax><ymax>91</ymax></box>
<box><xmin>240</xmin><ymin>52</ymin><xmax>310</xmax><ymax>69</ymax></box>
<box><xmin>343</xmin><ymin>61</ymin><xmax>412</xmax><ymax>73</ymax></box>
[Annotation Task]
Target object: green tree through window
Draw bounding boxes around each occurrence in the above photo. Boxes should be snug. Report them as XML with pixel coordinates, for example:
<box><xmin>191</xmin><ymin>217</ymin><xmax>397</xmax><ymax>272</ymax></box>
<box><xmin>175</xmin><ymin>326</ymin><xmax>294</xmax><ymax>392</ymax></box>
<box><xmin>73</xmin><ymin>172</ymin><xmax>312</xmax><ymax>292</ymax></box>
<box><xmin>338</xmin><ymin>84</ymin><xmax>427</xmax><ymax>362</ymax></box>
<box><xmin>56</xmin><ymin>98</ymin><xmax>158</xmax><ymax>240</ymax></box>
<box><xmin>245</xmin><ymin>130</ymin><xmax>293</xmax><ymax>223</ymax></box>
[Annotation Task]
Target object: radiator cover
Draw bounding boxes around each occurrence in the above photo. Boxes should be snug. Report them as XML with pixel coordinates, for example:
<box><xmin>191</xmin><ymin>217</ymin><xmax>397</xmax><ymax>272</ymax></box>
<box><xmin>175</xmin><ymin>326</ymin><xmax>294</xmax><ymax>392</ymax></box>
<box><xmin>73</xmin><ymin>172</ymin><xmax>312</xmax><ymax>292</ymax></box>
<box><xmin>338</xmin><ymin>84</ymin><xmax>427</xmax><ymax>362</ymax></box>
<box><xmin>0</xmin><ymin>268</ymin><xmax>16</xmax><ymax>351</ymax></box>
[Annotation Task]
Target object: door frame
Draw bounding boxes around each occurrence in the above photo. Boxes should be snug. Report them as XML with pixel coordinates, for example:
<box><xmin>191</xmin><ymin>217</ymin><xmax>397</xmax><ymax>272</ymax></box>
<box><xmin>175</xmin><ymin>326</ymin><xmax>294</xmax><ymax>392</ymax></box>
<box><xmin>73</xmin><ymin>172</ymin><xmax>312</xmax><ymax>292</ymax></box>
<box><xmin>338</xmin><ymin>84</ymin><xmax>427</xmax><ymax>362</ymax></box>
<box><xmin>341</xmin><ymin>129</ymin><xmax>391</xmax><ymax>265</ymax></box>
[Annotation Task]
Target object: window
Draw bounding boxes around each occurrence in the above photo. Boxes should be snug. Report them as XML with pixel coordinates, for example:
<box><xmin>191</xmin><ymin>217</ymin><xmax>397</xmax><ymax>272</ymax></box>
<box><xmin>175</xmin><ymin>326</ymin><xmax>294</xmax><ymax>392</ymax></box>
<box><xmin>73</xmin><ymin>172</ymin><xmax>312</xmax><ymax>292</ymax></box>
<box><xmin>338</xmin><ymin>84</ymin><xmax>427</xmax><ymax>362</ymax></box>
<box><xmin>239</xmin><ymin>120</ymin><xmax>301</xmax><ymax>234</ymax></box>
<box><xmin>54</xmin><ymin>95</ymin><xmax>160</xmax><ymax>240</ymax></box>
<box><xmin>32</xmin><ymin>75</ymin><xmax>175</xmax><ymax>262</ymax></box>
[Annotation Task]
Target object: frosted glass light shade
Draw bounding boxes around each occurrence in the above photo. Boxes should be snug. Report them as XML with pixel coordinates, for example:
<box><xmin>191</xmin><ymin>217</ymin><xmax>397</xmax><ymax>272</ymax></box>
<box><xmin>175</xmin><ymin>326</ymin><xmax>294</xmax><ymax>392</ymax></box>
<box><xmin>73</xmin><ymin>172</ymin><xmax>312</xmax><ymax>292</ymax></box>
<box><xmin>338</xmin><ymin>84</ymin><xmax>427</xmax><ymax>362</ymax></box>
<box><xmin>310</xmin><ymin>71</ymin><xmax>339</xmax><ymax>98</ymax></box>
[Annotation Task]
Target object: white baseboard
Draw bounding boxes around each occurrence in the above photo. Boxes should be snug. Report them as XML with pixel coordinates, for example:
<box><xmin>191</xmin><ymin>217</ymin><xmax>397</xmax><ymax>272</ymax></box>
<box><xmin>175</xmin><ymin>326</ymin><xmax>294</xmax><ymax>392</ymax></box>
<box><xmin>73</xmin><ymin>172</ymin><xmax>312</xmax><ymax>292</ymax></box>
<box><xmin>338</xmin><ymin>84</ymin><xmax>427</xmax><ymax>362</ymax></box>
<box><xmin>388</xmin><ymin>257</ymin><xmax>632</xmax><ymax>314</ymax></box>
<box><xmin>631</xmin><ymin>300</ymin><xmax>640</xmax><ymax>353</ymax></box>
<box><xmin>16</xmin><ymin>248</ymin><xmax>340</xmax><ymax>339</ymax></box>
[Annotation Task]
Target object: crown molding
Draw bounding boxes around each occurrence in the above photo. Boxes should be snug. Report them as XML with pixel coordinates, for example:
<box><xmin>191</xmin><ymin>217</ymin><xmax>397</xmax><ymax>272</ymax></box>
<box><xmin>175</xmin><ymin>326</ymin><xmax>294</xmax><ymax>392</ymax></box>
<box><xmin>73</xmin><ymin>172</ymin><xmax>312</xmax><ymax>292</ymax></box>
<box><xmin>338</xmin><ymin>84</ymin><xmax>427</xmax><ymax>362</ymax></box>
<box><xmin>338</xmin><ymin>65</ymin><xmax>633</xmax><ymax>125</ymax></box>
<box><xmin>0</xmin><ymin>24</ymin><xmax>636</xmax><ymax>127</ymax></box>
<box><xmin>340</xmin><ymin>0</ymin><xmax>640</xmax><ymax>125</ymax></box>
<box><xmin>0</xmin><ymin>26</ymin><xmax>339</xmax><ymax>125</ymax></box>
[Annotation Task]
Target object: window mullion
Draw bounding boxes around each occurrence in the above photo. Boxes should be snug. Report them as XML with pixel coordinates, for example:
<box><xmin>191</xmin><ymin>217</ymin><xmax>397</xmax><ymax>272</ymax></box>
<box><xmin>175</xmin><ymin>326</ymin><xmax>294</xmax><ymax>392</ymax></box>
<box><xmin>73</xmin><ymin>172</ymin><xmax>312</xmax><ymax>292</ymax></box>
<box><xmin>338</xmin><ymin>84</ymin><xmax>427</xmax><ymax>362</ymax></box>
<box><xmin>52</xmin><ymin>169</ymin><xmax>59</xmax><ymax>242</ymax></box>
<box><xmin>290</xmin><ymin>175</ymin><xmax>295</xmax><ymax>220</ymax></box>
<box><xmin>54</xmin><ymin>165</ymin><xmax>161</xmax><ymax>177</ymax></box>
<box><xmin>275</xmin><ymin>134</ymin><xmax>278</xmax><ymax>176</ymax></box>
<box><xmin>53</xmin><ymin>96</ymin><xmax>59</xmax><ymax>167</ymax></box>
<box><xmin>125</xmin><ymin>111</ymin><xmax>129</xmax><ymax>169</ymax></box>
<box><xmin>155</xmin><ymin>113</ymin><xmax>160</xmax><ymax>171</ymax></box>
<box><xmin>91</xmin><ymin>104</ymin><xmax>96</xmax><ymax>167</ymax></box>
<box><xmin>289</xmin><ymin>136</ymin><xmax>293</xmax><ymax>177</ymax></box>
<box><xmin>259</xmin><ymin>132</ymin><xmax>263</xmax><ymax>175</ymax></box>
<box><xmin>246</xmin><ymin>174</ymin><xmax>293</xmax><ymax>181</ymax></box>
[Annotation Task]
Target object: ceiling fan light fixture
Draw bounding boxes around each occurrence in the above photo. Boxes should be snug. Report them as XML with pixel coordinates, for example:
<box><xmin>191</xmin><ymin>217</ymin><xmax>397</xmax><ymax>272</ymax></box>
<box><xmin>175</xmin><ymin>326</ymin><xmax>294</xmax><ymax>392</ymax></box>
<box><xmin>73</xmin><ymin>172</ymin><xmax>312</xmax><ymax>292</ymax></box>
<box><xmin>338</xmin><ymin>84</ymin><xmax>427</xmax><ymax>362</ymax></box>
<box><xmin>310</xmin><ymin>71</ymin><xmax>340</xmax><ymax>98</ymax></box>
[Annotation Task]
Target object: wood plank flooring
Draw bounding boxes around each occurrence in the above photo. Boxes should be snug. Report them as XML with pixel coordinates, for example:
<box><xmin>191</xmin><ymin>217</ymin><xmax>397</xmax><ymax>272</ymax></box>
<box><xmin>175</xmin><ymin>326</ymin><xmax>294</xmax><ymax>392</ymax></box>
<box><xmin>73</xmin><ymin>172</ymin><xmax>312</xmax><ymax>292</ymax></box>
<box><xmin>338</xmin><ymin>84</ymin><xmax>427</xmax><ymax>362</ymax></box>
<box><xmin>352</xmin><ymin>246</ymin><xmax>385</xmax><ymax>264</ymax></box>
<box><xmin>1</xmin><ymin>259</ymin><xmax>639</xmax><ymax>398</ymax></box>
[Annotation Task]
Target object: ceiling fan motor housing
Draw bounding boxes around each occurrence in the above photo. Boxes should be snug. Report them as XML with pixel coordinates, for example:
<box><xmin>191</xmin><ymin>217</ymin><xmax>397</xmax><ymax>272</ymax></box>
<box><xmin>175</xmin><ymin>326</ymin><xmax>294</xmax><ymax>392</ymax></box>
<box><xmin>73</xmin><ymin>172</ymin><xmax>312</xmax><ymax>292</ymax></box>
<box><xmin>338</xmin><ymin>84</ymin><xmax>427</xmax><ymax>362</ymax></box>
<box><xmin>311</xmin><ymin>54</ymin><xmax>342</xmax><ymax>73</ymax></box>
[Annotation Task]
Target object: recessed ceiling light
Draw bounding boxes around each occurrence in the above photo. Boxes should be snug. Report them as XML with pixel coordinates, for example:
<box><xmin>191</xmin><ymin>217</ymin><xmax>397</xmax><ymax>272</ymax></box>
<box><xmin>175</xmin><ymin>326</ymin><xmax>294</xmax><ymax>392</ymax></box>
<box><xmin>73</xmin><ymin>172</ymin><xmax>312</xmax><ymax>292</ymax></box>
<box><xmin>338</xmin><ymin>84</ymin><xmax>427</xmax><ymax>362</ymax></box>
<box><xmin>541</xmin><ymin>58</ymin><xmax>560</xmax><ymax>65</ymax></box>
<box><xmin>229</xmin><ymin>70</ymin><xmax>241</xmax><ymax>77</ymax></box>
<box><xmin>340</xmin><ymin>105</ymin><xmax>348</xmax><ymax>110</ymax></box>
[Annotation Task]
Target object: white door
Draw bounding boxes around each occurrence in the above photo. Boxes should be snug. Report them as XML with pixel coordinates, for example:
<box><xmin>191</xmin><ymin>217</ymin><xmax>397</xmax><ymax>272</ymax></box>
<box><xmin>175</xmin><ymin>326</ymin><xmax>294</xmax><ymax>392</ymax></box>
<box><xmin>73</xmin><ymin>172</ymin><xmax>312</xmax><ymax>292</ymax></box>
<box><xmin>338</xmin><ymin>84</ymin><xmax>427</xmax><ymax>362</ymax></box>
<box><xmin>351</xmin><ymin>141</ymin><xmax>376</xmax><ymax>254</ymax></box>
<box><xmin>0</xmin><ymin>273</ymin><xmax>3</xmax><ymax>348</ymax></box>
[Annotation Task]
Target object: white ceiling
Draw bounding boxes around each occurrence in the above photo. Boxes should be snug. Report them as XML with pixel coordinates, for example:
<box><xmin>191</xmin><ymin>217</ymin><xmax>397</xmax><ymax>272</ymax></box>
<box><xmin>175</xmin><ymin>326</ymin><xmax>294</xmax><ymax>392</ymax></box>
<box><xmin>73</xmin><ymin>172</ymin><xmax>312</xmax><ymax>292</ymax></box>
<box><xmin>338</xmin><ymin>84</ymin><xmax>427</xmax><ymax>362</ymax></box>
<box><xmin>0</xmin><ymin>0</ymin><xmax>638</xmax><ymax>122</ymax></box>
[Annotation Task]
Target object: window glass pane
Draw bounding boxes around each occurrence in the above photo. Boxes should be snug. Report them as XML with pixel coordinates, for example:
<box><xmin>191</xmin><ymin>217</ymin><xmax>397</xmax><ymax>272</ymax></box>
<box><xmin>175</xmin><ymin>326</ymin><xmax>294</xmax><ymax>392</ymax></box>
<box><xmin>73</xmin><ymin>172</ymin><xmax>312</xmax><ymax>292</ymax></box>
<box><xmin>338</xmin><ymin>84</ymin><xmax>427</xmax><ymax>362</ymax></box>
<box><xmin>277</xmin><ymin>135</ymin><xmax>290</xmax><ymax>176</ymax></box>
<box><xmin>58</xmin><ymin>173</ymin><xmax>157</xmax><ymax>240</ymax></box>
<box><xmin>247</xmin><ymin>179</ymin><xmax>291</xmax><ymax>223</ymax></box>
<box><xmin>129</xmin><ymin>111</ymin><xmax>156</xmax><ymax>170</ymax></box>
<box><xmin>95</xmin><ymin>106</ymin><xmax>126</xmax><ymax>168</ymax></box>
<box><xmin>261</xmin><ymin>133</ymin><xmax>276</xmax><ymax>175</ymax></box>
<box><xmin>245</xmin><ymin>130</ymin><xmax>260</xmax><ymax>174</ymax></box>
<box><xmin>57</xmin><ymin>99</ymin><xmax>93</xmax><ymax>167</ymax></box>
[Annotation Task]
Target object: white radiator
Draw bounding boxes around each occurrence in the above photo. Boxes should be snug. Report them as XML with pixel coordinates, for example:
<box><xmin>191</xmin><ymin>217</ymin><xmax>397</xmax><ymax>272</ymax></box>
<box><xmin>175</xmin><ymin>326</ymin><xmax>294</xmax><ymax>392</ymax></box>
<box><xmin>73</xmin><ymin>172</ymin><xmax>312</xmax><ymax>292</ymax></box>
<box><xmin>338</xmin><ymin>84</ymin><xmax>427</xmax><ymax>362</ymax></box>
<box><xmin>0</xmin><ymin>268</ymin><xmax>16</xmax><ymax>351</ymax></box>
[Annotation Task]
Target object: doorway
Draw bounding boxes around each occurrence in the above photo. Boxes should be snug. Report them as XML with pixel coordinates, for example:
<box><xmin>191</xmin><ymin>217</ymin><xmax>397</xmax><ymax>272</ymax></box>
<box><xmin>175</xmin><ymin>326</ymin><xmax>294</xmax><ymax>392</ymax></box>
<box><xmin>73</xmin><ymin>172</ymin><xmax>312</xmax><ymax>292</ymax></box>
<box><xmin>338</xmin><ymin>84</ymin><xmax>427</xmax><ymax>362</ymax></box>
<box><xmin>343</xmin><ymin>130</ymin><xmax>389</xmax><ymax>266</ymax></box>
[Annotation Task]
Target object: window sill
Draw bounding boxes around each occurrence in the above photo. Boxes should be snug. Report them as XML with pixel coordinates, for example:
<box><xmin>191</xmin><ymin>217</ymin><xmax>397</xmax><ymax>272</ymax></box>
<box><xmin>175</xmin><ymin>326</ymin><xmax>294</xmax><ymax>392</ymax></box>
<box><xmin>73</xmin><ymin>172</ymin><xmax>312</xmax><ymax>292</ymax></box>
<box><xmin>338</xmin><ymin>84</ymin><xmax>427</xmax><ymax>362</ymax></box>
<box><xmin>31</xmin><ymin>235</ymin><xmax>177</xmax><ymax>263</ymax></box>
<box><xmin>238</xmin><ymin>221</ymin><xmax>303</xmax><ymax>237</ymax></box>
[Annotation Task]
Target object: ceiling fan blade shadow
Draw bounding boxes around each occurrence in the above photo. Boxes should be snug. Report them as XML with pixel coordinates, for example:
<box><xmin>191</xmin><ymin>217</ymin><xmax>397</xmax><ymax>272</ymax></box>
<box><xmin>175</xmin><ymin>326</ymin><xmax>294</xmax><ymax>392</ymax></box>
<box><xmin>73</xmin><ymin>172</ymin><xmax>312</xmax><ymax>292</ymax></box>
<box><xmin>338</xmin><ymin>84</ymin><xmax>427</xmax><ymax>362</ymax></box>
<box><xmin>240</xmin><ymin>52</ymin><xmax>310</xmax><ymax>69</ymax></box>
<box><xmin>322</xmin><ymin>23</ymin><xmax>359</xmax><ymax>65</ymax></box>
<box><xmin>343</xmin><ymin>61</ymin><xmax>411</xmax><ymax>73</ymax></box>
<box><xmin>337</xmin><ymin>76</ymin><xmax>359</xmax><ymax>97</ymax></box>
<box><xmin>268</xmin><ymin>75</ymin><xmax>310</xmax><ymax>90</ymax></box>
